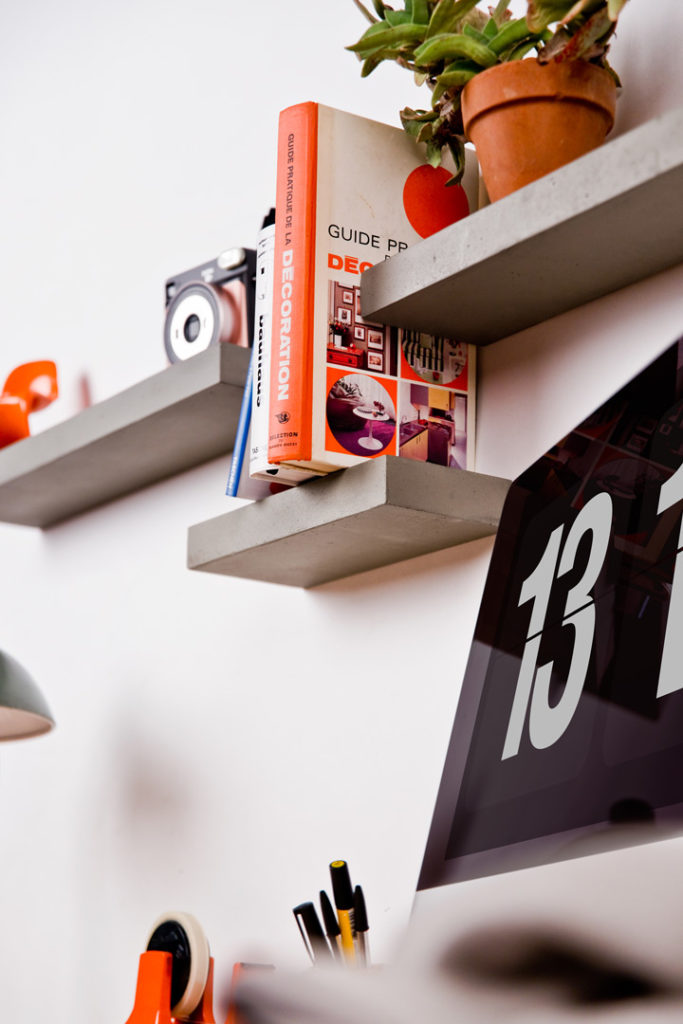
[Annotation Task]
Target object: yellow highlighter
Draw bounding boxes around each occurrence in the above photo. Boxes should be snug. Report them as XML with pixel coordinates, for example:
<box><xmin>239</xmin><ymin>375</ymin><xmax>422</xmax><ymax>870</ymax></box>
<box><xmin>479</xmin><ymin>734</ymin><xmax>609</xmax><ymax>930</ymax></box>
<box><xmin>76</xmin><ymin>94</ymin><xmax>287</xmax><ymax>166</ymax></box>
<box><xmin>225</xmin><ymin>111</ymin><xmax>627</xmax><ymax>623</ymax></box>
<box><xmin>329</xmin><ymin>860</ymin><xmax>356</xmax><ymax>964</ymax></box>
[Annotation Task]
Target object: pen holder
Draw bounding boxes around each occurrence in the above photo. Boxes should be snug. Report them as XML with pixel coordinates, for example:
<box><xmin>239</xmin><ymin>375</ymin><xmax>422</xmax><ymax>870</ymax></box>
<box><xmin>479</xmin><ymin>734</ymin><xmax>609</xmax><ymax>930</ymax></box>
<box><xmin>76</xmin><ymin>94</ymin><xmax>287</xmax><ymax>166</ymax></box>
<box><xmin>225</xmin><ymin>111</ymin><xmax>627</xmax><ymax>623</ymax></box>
<box><xmin>124</xmin><ymin>950</ymin><xmax>216</xmax><ymax>1024</ymax></box>
<box><xmin>224</xmin><ymin>962</ymin><xmax>275</xmax><ymax>1024</ymax></box>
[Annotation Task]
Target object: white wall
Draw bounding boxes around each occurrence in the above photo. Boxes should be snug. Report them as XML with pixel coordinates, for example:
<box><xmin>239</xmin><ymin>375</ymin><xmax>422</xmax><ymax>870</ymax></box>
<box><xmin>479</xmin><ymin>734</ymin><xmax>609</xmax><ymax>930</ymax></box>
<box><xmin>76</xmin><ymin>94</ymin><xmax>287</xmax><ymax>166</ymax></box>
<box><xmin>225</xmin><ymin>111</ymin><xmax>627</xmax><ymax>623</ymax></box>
<box><xmin>0</xmin><ymin>2</ymin><xmax>682</xmax><ymax>1021</ymax></box>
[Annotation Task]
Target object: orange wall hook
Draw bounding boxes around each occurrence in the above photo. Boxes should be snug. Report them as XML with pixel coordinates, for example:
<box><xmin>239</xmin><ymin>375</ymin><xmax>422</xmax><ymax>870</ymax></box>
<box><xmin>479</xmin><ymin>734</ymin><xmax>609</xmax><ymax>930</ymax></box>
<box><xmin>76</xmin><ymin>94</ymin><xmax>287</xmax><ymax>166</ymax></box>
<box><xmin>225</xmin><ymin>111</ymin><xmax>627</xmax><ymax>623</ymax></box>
<box><xmin>0</xmin><ymin>396</ymin><xmax>31</xmax><ymax>449</ymax></box>
<box><xmin>0</xmin><ymin>360</ymin><xmax>59</xmax><ymax>448</ymax></box>
<box><xmin>3</xmin><ymin>360</ymin><xmax>59</xmax><ymax>411</ymax></box>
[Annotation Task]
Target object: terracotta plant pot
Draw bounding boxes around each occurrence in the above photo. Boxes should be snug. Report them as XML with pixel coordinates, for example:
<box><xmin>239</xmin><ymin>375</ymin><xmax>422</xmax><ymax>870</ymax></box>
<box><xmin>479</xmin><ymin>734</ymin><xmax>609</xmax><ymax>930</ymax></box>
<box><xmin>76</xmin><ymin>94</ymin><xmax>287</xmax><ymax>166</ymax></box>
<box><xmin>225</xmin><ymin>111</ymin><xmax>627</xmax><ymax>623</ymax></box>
<box><xmin>461</xmin><ymin>59</ymin><xmax>617</xmax><ymax>202</ymax></box>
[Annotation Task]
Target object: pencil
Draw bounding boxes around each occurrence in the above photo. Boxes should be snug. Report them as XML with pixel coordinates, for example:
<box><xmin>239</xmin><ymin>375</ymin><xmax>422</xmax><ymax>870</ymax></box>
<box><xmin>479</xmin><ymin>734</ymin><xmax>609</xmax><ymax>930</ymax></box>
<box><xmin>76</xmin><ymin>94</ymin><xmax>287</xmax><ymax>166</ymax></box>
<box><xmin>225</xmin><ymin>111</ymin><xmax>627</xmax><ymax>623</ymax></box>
<box><xmin>225</xmin><ymin>348</ymin><xmax>254</xmax><ymax>497</ymax></box>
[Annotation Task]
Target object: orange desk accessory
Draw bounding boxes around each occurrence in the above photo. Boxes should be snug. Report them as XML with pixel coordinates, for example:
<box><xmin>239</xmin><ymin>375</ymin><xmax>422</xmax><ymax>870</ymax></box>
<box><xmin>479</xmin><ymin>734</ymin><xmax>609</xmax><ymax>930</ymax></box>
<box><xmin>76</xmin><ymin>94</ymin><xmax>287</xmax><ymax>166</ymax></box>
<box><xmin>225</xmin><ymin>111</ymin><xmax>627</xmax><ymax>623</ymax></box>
<box><xmin>124</xmin><ymin>912</ymin><xmax>215</xmax><ymax>1024</ymax></box>
<box><xmin>0</xmin><ymin>360</ymin><xmax>58</xmax><ymax>448</ymax></box>
<box><xmin>224</xmin><ymin>962</ymin><xmax>275</xmax><ymax>1024</ymax></box>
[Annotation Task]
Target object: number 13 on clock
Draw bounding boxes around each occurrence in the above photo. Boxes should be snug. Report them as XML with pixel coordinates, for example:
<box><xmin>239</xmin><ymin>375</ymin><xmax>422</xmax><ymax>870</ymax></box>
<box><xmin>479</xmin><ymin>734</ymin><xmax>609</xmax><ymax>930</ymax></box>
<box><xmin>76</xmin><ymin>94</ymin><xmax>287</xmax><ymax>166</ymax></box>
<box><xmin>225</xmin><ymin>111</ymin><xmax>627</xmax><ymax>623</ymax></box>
<box><xmin>503</xmin><ymin>452</ymin><xmax>683</xmax><ymax>761</ymax></box>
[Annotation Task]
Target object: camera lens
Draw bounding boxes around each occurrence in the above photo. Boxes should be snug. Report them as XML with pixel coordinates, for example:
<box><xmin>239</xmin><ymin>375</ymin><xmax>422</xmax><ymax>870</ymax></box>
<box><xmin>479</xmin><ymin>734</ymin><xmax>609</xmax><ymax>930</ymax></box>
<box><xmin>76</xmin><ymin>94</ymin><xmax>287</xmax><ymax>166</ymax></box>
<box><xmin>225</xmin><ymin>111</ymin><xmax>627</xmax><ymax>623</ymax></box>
<box><xmin>164</xmin><ymin>282</ymin><xmax>226</xmax><ymax>362</ymax></box>
<box><xmin>184</xmin><ymin>314</ymin><xmax>201</xmax><ymax>344</ymax></box>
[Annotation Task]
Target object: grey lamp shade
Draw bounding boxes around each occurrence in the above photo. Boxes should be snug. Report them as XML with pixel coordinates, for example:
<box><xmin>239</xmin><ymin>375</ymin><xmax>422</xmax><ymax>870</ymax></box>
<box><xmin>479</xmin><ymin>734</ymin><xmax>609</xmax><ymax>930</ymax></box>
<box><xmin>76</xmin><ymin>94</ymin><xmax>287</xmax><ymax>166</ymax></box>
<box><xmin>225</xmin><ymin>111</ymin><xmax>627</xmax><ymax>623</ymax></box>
<box><xmin>0</xmin><ymin>651</ymin><xmax>55</xmax><ymax>740</ymax></box>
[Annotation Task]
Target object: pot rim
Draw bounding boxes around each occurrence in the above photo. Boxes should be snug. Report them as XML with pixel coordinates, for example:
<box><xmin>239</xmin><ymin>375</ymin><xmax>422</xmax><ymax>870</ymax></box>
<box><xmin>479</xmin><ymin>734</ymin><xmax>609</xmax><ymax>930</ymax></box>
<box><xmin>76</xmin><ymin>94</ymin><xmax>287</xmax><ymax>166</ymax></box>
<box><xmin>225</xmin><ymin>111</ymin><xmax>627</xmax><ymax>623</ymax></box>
<box><xmin>462</xmin><ymin>58</ymin><xmax>617</xmax><ymax>137</ymax></box>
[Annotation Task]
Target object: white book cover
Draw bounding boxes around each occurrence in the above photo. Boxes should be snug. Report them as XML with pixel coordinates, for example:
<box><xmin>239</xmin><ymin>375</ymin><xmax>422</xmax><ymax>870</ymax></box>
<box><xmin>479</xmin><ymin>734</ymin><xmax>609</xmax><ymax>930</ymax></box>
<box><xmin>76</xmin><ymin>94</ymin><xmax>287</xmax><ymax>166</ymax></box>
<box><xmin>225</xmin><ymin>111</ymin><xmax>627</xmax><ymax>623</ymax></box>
<box><xmin>268</xmin><ymin>103</ymin><xmax>478</xmax><ymax>477</ymax></box>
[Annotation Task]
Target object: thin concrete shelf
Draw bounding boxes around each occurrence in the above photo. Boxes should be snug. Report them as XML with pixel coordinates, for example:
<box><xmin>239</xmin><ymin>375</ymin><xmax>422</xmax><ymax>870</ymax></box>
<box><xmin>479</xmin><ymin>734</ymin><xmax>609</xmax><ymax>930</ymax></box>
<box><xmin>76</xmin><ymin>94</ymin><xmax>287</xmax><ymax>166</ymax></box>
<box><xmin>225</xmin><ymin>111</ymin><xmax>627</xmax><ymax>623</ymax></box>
<box><xmin>0</xmin><ymin>344</ymin><xmax>250</xmax><ymax>528</ymax></box>
<box><xmin>361</xmin><ymin>106</ymin><xmax>683</xmax><ymax>345</ymax></box>
<box><xmin>187</xmin><ymin>456</ymin><xmax>510</xmax><ymax>588</ymax></box>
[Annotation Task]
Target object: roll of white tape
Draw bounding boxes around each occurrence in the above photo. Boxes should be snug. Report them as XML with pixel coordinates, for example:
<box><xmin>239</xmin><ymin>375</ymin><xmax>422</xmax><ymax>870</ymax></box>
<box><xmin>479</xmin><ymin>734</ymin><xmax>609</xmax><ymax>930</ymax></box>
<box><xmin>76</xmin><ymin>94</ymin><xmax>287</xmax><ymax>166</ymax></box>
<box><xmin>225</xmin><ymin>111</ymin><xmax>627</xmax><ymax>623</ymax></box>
<box><xmin>146</xmin><ymin>910</ymin><xmax>210</xmax><ymax>1017</ymax></box>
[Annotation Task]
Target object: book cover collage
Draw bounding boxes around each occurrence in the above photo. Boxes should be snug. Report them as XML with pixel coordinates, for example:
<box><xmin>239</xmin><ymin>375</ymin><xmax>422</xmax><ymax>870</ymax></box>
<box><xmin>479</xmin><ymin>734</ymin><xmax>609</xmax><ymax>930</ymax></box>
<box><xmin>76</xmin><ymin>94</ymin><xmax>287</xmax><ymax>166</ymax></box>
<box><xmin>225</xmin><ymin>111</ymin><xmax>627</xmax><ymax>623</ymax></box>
<box><xmin>326</xmin><ymin>277</ymin><xmax>472</xmax><ymax>470</ymax></box>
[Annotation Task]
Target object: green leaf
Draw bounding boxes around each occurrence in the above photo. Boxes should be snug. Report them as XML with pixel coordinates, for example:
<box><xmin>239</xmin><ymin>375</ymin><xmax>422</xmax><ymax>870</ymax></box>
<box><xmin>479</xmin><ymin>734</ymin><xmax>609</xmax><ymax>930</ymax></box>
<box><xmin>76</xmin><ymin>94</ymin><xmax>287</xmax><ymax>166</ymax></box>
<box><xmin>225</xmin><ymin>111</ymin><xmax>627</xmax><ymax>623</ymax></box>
<box><xmin>400</xmin><ymin>106</ymin><xmax>440</xmax><ymax>124</ymax></box>
<box><xmin>559</xmin><ymin>0</ymin><xmax>604</xmax><ymax>24</ymax></box>
<box><xmin>463</xmin><ymin>23</ymin><xmax>489</xmax><ymax>44</ymax></box>
<box><xmin>607</xmin><ymin>0</ymin><xmax>629</xmax><ymax>19</ymax></box>
<box><xmin>435</xmin><ymin>66</ymin><xmax>477</xmax><ymax>87</ymax></box>
<box><xmin>348</xmin><ymin>20</ymin><xmax>392</xmax><ymax>50</ymax></box>
<box><xmin>426</xmin><ymin>138</ymin><xmax>444</xmax><ymax>167</ymax></box>
<box><xmin>443</xmin><ymin>57</ymin><xmax>480</xmax><ymax>72</ymax></box>
<box><xmin>400</xmin><ymin>107</ymin><xmax>441</xmax><ymax>138</ymax></box>
<box><xmin>526</xmin><ymin>1</ymin><xmax>574</xmax><ymax>32</ymax></box>
<box><xmin>347</xmin><ymin>22</ymin><xmax>426</xmax><ymax>54</ymax></box>
<box><xmin>411</xmin><ymin>0</ymin><xmax>431</xmax><ymax>24</ymax></box>
<box><xmin>371</xmin><ymin>0</ymin><xmax>388</xmax><ymax>15</ymax></box>
<box><xmin>360</xmin><ymin>49</ymin><xmax>401</xmax><ymax>75</ymax></box>
<box><xmin>506</xmin><ymin>37</ymin><xmax>542</xmax><ymax>59</ymax></box>
<box><xmin>413</xmin><ymin>31</ymin><xmax>498</xmax><ymax>68</ymax></box>
<box><xmin>401</xmin><ymin>117</ymin><xmax>424</xmax><ymax>138</ymax></box>
<box><xmin>416</xmin><ymin>120</ymin><xmax>435</xmax><ymax>142</ymax></box>
<box><xmin>385</xmin><ymin>10</ymin><xmax>413</xmax><ymax>26</ymax></box>
<box><xmin>431</xmin><ymin>57</ymin><xmax>478</xmax><ymax>98</ymax></box>
<box><xmin>425</xmin><ymin>0</ymin><xmax>480</xmax><ymax>39</ymax></box>
<box><xmin>488</xmin><ymin>17</ymin><xmax>542</xmax><ymax>55</ymax></box>
<box><xmin>431</xmin><ymin>67</ymin><xmax>476</xmax><ymax>102</ymax></box>
<box><xmin>446</xmin><ymin>137</ymin><xmax>466</xmax><ymax>184</ymax></box>
<box><xmin>491</xmin><ymin>0</ymin><xmax>511</xmax><ymax>24</ymax></box>
<box><xmin>483</xmin><ymin>16</ymin><xmax>498</xmax><ymax>38</ymax></box>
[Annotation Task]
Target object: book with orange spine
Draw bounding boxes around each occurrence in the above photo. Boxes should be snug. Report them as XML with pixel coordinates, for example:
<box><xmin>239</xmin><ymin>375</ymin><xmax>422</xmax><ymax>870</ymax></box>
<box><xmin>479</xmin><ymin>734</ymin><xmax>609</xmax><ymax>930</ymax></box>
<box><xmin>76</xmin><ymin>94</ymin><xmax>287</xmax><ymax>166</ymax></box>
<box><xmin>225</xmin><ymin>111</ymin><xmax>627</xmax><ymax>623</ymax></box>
<box><xmin>268</xmin><ymin>102</ymin><xmax>479</xmax><ymax>475</ymax></box>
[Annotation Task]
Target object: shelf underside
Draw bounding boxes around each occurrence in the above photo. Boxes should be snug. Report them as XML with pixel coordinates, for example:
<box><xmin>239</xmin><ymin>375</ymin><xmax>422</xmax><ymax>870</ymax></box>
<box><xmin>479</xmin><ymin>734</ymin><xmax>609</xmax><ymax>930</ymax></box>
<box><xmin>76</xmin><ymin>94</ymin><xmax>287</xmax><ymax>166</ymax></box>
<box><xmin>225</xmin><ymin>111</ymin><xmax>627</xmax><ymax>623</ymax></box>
<box><xmin>187</xmin><ymin>456</ymin><xmax>511</xmax><ymax>588</ymax></box>
<box><xmin>361</xmin><ymin>107</ymin><xmax>683</xmax><ymax>345</ymax></box>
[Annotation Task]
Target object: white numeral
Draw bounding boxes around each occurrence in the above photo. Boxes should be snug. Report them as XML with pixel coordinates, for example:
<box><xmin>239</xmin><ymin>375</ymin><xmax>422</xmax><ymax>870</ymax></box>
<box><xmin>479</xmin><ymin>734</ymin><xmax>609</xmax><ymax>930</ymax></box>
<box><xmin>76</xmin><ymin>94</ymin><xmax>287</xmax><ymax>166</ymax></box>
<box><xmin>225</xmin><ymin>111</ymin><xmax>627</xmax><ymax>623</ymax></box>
<box><xmin>656</xmin><ymin>461</ymin><xmax>683</xmax><ymax>697</ymax></box>
<box><xmin>502</xmin><ymin>492</ymin><xmax>613</xmax><ymax>760</ymax></box>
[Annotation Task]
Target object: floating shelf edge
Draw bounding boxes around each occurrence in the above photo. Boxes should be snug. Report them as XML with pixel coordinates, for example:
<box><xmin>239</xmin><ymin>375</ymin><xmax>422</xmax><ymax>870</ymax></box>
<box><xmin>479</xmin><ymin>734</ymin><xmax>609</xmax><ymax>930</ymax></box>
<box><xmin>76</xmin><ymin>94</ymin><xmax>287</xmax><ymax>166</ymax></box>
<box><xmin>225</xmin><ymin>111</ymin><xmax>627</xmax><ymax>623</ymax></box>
<box><xmin>187</xmin><ymin>457</ymin><xmax>511</xmax><ymax>588</ymax></box>
<box><xmin>0</xmin><ymin>344</ymin><xmax>251</xmax><ymax>528</ymax></box>
<box><xmin>361</xmin><ymin>107</ymin><xmax>683</xmax><ymax>344</ymax></box>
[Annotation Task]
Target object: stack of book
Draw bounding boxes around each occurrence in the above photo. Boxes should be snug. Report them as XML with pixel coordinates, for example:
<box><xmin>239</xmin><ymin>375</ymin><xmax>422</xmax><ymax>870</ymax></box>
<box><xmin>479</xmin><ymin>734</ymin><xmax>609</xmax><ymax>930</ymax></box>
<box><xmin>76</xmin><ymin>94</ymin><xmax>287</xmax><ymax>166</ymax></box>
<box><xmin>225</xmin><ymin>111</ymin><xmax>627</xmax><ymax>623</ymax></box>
<box><xmin>248</xmin><ymin>102</ymin><xmax>479</xmax><ymax>492</ymax></box>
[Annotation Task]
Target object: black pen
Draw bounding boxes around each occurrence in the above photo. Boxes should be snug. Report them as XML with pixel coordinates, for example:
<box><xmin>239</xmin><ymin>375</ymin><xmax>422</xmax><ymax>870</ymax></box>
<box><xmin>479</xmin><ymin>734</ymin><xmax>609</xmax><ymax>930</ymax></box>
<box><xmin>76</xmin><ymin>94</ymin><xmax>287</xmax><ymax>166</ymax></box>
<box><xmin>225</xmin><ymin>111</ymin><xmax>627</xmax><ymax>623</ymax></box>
<box><xmin>293</xmin><ymin>902</ymin><xmax>333</xmax><ymax>964</ymax></box>
<box><xmin>353</xmin><ymin>885</ymin><xmax>370</xmax><ymax>967</ymax></box>
<box><xmin>320</xmin><ymin>889</ymin><xmax>343</xmax><ymax>961</ymax></box>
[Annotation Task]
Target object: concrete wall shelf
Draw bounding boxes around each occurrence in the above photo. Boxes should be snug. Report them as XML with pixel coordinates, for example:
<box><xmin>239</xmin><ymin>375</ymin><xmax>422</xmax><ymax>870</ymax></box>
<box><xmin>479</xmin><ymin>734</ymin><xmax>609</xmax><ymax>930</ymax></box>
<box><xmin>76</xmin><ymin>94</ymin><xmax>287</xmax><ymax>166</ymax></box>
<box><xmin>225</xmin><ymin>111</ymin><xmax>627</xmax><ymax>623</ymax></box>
<box><xmin>361</xmin><ymin>107</ymin><xmax>683</xmax><ymax>345</ymax></box>
<box><xmin>187</xmin><ymin>456</ymin><xmax>510</xmax><ymax>588</ymax></box>
<box><xmin>0</xmin><ymin>345</ymin><xmax>250</xmax><ymax>528</ymax></box>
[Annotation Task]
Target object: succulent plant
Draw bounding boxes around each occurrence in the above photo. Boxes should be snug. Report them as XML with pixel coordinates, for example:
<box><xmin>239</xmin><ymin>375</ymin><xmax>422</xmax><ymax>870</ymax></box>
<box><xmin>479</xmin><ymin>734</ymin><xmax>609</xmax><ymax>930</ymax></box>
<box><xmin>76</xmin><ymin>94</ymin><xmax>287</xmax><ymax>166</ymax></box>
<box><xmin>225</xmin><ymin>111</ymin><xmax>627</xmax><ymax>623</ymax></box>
<box><xmin>348</xmin><ymin>0</ymin><xmax>629</xmax><ymax>183</ymax></box>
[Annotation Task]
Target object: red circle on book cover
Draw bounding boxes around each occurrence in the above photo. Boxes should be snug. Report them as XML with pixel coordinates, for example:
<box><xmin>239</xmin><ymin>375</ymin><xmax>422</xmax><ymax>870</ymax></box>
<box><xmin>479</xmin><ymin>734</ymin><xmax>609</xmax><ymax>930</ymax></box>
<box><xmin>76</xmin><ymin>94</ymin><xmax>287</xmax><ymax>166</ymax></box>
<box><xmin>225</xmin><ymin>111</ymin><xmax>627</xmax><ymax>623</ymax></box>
<box><xmin>402</xmin><ymin>165</ymin><xmax>470</xmax><ymax>238</ymax></box>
